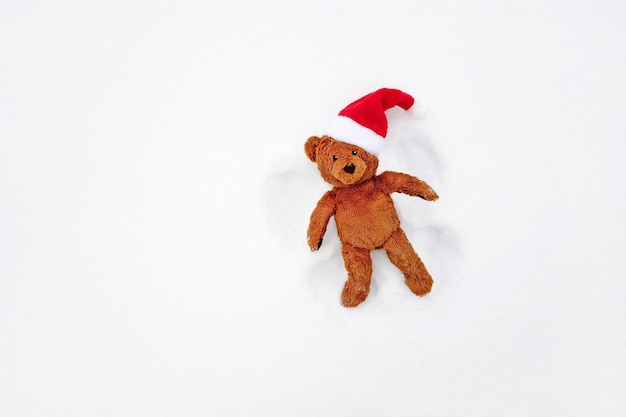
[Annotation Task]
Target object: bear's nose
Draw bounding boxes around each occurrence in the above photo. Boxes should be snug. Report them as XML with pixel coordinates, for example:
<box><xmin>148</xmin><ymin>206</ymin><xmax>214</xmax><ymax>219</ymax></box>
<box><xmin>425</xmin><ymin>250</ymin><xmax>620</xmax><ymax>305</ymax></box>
<box><xmin>343</xmin><ymin>164</ymin><xmax>356</xmax><ymax>174</ymax></box>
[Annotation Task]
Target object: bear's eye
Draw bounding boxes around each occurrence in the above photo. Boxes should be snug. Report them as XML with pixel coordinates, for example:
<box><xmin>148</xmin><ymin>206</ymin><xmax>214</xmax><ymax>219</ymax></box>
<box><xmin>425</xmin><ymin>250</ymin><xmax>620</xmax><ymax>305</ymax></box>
<box><xmin>332</xmin><ymin>155</ymin><xmax>337</xmax><ymax>161</ymax></box>
<box><xmin>352</xmin><ymin>150</ymin><xmax>357</xmax><ymax>155</ymax></box>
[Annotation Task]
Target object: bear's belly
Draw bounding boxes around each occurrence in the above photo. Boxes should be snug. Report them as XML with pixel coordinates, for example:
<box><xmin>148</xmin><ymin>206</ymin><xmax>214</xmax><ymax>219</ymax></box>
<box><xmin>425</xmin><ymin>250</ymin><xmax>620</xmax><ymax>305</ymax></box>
<box><xmin>334</xmin><ymin>191</ymin><xmax>400</xmax><ymax>249</ymax></box>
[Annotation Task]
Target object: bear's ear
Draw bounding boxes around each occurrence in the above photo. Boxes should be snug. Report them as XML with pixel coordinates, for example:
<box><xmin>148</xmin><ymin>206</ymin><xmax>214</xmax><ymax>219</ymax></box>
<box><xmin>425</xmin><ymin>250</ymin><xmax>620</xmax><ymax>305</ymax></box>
<box><xmin>304</xmin><ymin>136</ymin><xmax>322</xmax><ymax>162</ymax></box>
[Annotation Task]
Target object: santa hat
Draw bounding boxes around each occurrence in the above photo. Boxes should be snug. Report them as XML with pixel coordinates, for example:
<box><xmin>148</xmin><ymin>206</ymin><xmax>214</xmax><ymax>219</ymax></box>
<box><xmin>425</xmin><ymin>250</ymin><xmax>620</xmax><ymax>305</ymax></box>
<box><xmin>326</xmin><ymin>88</ymin><xmax>414</xmax><ymax>156</ymax></box>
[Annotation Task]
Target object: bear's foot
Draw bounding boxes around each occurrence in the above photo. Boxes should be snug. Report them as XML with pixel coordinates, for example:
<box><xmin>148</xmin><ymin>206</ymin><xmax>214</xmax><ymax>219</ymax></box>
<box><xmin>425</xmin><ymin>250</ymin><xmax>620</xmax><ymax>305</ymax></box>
<box><xmin>341</xmin><ymin>281</ymin><xmax>370</xmax><ymax>307</ymax></box>
<box><xmin>405</xmin><ymin>273</ymin><xmax>433</xmax><ymax>297</ymax></box>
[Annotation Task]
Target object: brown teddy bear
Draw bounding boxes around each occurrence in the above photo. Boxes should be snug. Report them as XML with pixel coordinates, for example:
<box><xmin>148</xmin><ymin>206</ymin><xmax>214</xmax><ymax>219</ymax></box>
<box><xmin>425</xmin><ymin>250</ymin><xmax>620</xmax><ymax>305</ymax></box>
<box><xmin>305</xmin><ymin>88</ymin><xmax>438</xmax><ymax>307</ymax></box>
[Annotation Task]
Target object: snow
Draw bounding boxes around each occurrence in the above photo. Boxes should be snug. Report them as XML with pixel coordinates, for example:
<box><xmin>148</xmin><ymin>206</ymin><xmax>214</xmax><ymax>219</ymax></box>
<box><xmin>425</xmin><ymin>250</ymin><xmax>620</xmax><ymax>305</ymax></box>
<box><xmin>1</xmin><ymin>0</ymin><xmax>625</xmax><ymax>416</ymax></box>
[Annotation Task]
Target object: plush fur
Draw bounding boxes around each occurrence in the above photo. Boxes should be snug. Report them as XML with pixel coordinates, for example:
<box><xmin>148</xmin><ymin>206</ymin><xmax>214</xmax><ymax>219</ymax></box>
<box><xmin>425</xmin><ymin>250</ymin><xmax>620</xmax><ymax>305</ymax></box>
<box><xmin>305</xmin><ymin>135</ymin><xmax>438</xmax><ymax>307</ymax></box>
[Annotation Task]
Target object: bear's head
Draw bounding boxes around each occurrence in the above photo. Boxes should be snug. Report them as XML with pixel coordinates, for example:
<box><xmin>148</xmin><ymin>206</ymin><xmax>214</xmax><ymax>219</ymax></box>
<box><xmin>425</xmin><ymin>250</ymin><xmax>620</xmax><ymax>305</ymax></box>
<box><xmin>305</xmin><ymin>135</ymin><xmax>379</xmax><ymax>187</ymax></box>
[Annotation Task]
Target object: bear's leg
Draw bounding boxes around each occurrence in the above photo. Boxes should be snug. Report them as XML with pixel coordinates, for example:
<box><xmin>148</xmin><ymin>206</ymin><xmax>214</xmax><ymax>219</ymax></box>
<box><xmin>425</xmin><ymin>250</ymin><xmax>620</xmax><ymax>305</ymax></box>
<box><xmin>340</xmin><ymin>243</ymin><xmax>372</xmax><ymax>307</ymax></box>
<box><xmin>383</xmin><ymin>228</ymin><xmax>433</xmax><ymax>296</ymax></box>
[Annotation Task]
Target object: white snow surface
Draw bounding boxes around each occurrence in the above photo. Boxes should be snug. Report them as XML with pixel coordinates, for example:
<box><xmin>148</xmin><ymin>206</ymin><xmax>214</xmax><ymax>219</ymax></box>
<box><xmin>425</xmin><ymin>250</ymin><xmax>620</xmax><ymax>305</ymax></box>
<box><xmin>2</xmin><ymin>1</ymin><xmax>626</xmax><ymax>416</ymax></box>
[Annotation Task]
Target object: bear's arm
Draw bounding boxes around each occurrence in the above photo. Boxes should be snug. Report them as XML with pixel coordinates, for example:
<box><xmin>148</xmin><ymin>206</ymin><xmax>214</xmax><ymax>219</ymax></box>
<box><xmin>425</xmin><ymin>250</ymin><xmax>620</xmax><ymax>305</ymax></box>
<box><xmin>376</xmin><ymin>171</ymin><xmax>439</xmax><ymax>201</ymax></box>
<box><xmin>307</xmin><ymin>190</ymin><xmax>336</xmax><ymax>251</ymax></box>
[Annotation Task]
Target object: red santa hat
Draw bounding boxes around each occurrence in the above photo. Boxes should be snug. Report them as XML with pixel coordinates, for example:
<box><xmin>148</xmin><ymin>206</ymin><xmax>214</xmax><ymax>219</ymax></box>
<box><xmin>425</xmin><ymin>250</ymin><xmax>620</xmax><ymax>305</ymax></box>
<box><xmin>326</xmin><ymin>88</ymin><xmax>415</xmax><ymax>156</ymax></box>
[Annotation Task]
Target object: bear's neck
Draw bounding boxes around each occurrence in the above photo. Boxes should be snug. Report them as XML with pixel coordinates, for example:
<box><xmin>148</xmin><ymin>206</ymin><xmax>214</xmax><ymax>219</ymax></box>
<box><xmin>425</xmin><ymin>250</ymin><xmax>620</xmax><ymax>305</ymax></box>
<box><xmin>333</xmin><ymin>175</ymin><xmax>378</xmax><ymax>192</ymax></box>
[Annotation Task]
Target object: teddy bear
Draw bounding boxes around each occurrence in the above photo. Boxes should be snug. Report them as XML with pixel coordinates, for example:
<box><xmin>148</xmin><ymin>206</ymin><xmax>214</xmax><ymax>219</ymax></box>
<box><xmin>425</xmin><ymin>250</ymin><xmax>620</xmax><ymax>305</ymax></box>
<box><xmin>305</xmin><ymin>88</ymin><xmax>438</xmax><ymax>307</ymax></box>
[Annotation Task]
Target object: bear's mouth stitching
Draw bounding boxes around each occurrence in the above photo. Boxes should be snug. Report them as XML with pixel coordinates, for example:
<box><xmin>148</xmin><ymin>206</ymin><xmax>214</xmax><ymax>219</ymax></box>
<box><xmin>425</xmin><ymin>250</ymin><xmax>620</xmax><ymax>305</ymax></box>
<box><xmin>343</xmin><ymin>164</ymin><xmax>356</xmax><ymax>174</ymax></box>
